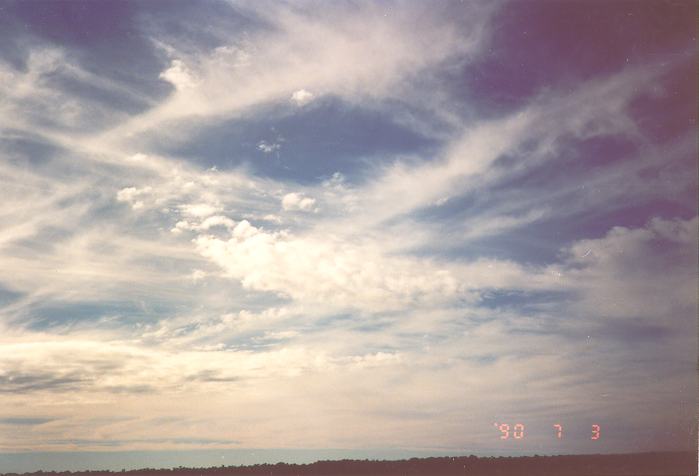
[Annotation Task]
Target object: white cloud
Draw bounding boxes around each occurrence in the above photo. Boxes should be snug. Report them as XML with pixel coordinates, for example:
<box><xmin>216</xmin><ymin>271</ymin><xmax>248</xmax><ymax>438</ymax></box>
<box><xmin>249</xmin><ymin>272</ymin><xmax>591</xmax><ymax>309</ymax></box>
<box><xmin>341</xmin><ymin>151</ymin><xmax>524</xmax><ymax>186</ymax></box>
<box><xmin>116</xmin><ymin>186</ymin><xmax>153</xmax><ymax>210</ymax></box>
<box><xmin>262</xmin><ymin>214</ymin><xmax>282</xmax><ymax>223</ymax></box>
<box><xmin>261</xmin><ymin>330</ymin><xmax>300</xmax><ymax>340</ymax></box>
<box><xmin>0</xmin><ymin>47</ymin><xmax>145</xmax><ymax>135</ymax></box>
<box><xmin>116</xmin><ymin>186</ymin><xmax>139</xmax><ymax>202</ymax></box>
<box><xmin>554</xmin><ymin>216</ymin><xmax>698</xmax><ymax>322</ymax></box>
<box><xmin>257</xmin><ymin>140</ymin><xmax>280</xmax><ymax>154</ymax></box>
<box><xmin>159</xmin><ymin>59</ymin><xmax>198</xmax><ymax>90</ymax></box>
<box><xmin>290</xmin><ymin>89</ymin><xmax>314</xmax><ymax>106</ymax></box>
<box><xmin>128</xmin><ymin>153</ymin><xmax>149</xmax><ymax>162</ymax></box>
<box><xmin>191</xmin><ymin>219</ymin><xmax>553</xmax><ymax>312</ymax></box>
<box><xmin>92</xmin><ymin>1</ymin><xmax>489</xmax><ymax>148</ymax></box>
<box><xmin>179</xmin><ymin>203</ymin><xmax>222</xmax><ymax>218</ymax></box>
<box><xmin>281</xmin><ymin>192</ymin><xmax>316</xmax><ymax>212</ymax></box>
<box><xmin>199</xmin><ymin>215</ymin><xmax>236</xmax><ymax>230</ymax></box>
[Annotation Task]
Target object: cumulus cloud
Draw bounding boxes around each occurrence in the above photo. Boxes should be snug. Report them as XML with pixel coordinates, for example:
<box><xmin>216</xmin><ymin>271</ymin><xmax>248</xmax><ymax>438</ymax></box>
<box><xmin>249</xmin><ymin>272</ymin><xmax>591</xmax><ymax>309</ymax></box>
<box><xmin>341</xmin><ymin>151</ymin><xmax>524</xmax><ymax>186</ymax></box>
<box><xmin>191</xmin><ymin>219</ymin><xmax>556</xmax><ymax>311</ymax></box>
<box><xmin>159</xmin><ymin>59</ymin><xmax>198</xmax><ymax>90</ymax></box>
<box><xmin>257</xmin><ymin>140</ymin><xmax>280</xmax><ymax>154</ymax></box>
<box><xmin>171</xmin><ymin>215</ymin><xmax>236</xmax><ymax>234</ymax></box>
<box><xmin>179</xmin><ymin>203</ymin><xmax>222</xmax><ymax>218</ymax></box>
<box><xmin>290</xmin><ymin>89</ymin><xmax>314</xmax><ymax>106</ymax></box>
<box><xmin>281</xmin><ymin>192</ymin><xmax>316</xmax><ymax>212</ymax></box>
<box><xmin>554</xmin><ymin>216</ymin><xmax>698</xmax><ymax>322</ymax></box>
<box><xmin>116</xmin><ymin>186</ymin><xmax>152</xmax><ymax>210</ymax></box>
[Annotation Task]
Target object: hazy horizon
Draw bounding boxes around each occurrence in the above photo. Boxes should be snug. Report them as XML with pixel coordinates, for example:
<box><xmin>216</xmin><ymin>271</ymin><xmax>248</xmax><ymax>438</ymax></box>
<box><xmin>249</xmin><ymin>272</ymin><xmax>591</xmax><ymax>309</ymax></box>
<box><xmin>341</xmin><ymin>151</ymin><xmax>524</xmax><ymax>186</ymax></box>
<box><xmin>0</xmin><ymin>0</ymin><xmax>697</xmax><ymax>473</ymax></box>
<box><xmin>1</xmin><ymin>449</ymin><xmax>696</xmax><ymax>474</ymax></box>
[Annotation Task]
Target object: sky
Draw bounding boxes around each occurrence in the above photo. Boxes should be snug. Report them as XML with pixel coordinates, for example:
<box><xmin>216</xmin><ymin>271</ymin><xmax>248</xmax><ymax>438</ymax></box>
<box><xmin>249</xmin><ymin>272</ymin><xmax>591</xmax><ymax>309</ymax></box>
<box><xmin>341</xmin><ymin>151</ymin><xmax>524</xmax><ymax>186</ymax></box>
<box><xmin>0</xmin><ymin>0</ymin><xmax>697</xmax><ymax>472</ymax></box>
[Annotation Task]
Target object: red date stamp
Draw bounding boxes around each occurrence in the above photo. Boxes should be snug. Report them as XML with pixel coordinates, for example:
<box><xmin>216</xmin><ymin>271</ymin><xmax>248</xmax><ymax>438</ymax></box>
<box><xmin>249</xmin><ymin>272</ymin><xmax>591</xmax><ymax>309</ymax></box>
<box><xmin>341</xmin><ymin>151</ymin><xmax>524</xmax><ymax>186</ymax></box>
<box><xmin>493</xmin><ymin>423</ymin><xmax>601</xmax><ymax>440</ymax></box>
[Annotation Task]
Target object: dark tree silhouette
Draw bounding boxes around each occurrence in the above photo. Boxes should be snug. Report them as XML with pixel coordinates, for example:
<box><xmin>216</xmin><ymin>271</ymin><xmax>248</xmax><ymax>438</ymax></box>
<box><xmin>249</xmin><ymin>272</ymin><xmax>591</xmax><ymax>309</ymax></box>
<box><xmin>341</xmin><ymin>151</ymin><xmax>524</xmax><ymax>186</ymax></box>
<box><xmin>2</xmin><ymin>452</ymin><xmax>695</xmax><ymax>476</ymax></box>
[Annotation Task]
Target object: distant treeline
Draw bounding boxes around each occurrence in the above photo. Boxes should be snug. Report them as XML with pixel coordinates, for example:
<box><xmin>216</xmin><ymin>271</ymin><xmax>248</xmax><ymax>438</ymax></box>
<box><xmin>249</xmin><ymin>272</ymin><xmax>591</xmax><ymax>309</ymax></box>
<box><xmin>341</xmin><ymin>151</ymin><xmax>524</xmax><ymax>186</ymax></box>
<box><xmin>3</xmin><ymin>452</ymin><xmax>696</xmax><ymax>476</ymax></box>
